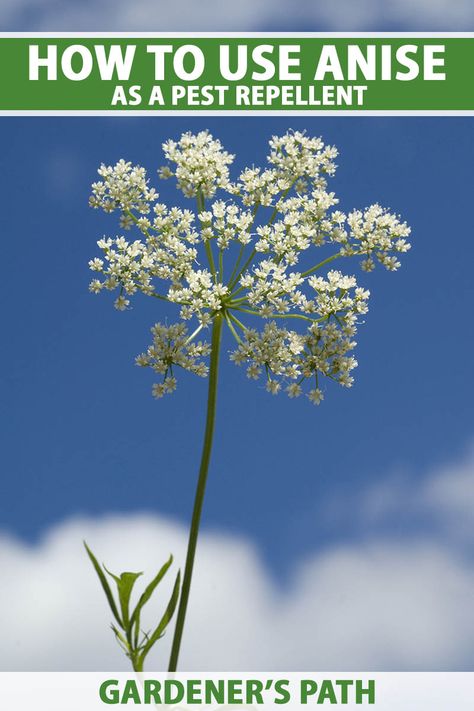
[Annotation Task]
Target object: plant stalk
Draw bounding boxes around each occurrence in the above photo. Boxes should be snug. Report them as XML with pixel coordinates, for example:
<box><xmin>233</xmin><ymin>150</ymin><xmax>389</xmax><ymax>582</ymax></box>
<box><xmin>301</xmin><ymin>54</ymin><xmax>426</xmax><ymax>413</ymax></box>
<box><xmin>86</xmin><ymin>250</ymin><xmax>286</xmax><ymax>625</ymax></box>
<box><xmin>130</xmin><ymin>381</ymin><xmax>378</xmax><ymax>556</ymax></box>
<box><xmin>167</xmin><ymin>313</ymin><xmax>224</xmax><ymax>672</ymax></box>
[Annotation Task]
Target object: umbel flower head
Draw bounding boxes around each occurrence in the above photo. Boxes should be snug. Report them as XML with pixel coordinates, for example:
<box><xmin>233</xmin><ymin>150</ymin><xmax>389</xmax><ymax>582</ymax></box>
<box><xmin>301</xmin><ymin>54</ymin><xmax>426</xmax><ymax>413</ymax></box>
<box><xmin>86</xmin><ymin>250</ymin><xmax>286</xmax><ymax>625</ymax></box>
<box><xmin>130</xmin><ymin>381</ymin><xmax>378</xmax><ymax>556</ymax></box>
<box><xmin>89</xmin><ymin>130</ymin><xmax>411</xmax><ymax>404</ymax></box>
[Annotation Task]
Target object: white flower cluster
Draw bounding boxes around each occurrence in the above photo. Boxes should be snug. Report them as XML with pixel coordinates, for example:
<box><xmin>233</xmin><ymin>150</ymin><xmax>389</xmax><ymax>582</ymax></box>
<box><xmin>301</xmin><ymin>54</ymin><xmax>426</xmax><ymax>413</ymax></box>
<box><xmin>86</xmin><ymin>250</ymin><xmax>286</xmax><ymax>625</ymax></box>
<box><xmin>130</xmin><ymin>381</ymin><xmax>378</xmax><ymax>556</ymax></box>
<box><xmin>88</xmin><ymin>205</ymin><xmax>200</xmax><ymax>301</ymax></box>
<box><xmin>267</xmin><ymin>131</ymin><xmax>338</xmax><ymax>187</ymax></box>
<box><xmin>198</xmin><ymin>201</ymin><xmax>253</xmax><ymax>249</ymax></box>
<box><xmin>89</xmin><ymin>129</ymin><xmax>411</xmax><ymax>401</ymax></box>
<box><xmin>136</xmin><ymin>323</ymin><xmax>210</xmax><ymax>397</ymax></box>
<box><xmin>228</xmin><ymin>131</ymin><xmax>338</xmax><ymax>208</ymax></box>
<box><xmin>231</xmin><ymin>271</ymin><xmax>367</xmax><ymax>397</ymax></box>
<box><xmin>168</xmin><ymin>270</ymin><xmax>229</xmax><ymax>325</ymax></box>
<box><xmin>90</xmin><ymin>159</ymin><xmax>158</xmax><ymax>214</ymax></box>
<box><xmin>308</xmin><ymin>270</ymin><xmax>370</xmax><ymax>319</ymax></box>
<box><xmin>344</xmin><ymin>204</ymin><xmax>412</xmax><ymax>271</ymax></box>
<box><xmin>241</xmin><ymin>260</ymin><xmax>305</xmax><ymax>316</ymax></box>
<box><xmin>254</xmin><ymin>189</ymin><xmax>340</xmax><ymax>262</ymax></box>
<box><xmin>159</xmin><ymin>131</ymin><xmax>234</xmax><ymax>198</ymax></box>
<box><xmin>231</xmin><ymin>321</ymin><xmax>304</xmax><ymax>388</ymax></box>
<box><xmin>229</xmin><ymin>166</ymin><xmax>293</xmax><ymax>208</ymax></box>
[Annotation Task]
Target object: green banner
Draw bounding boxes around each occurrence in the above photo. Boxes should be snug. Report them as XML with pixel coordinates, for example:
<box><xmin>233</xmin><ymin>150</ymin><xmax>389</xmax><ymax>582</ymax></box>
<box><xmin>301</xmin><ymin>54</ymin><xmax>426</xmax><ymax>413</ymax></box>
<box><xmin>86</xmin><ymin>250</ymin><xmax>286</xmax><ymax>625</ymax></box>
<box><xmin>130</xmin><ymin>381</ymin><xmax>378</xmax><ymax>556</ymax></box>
<box><xmin>0</xmin><ymin>34</ymin><xmax>473</xmax><ymax>112</ymax></box>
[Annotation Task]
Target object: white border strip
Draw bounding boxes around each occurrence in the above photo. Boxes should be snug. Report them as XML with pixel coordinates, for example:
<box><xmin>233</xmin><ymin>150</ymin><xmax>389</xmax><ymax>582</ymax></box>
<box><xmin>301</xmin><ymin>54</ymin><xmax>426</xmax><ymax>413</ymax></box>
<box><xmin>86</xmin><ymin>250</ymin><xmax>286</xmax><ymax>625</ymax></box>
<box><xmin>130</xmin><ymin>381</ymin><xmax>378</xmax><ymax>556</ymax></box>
<box><xmin>1</xmin><ymin>111</ymin><xmax>474</xmax><ymax>117</ymax></box>
<box><xmin>1</xmin><ymin>672</ymin><xmax>474</xmax><ymax>711</ymax></box>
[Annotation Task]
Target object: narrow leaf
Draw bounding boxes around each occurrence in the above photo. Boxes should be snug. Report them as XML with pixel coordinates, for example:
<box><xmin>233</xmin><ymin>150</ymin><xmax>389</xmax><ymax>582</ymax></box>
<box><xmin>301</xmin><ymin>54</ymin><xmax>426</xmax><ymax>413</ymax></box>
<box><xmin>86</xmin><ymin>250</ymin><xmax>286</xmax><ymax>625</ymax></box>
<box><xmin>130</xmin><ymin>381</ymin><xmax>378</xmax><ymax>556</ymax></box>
<box><xmin>115</xmin><ymin>571</ymin><xmax>143</xmax><ymax>630</ymax></box>
<box><xmin>138</xmin><ymin>570</ymin><xmax>181</xmax><ymax>665</ymax></box>
<box><xmin>103</xmin><ymin>565</ymin><xmax>121</xmax><ymax>584</ymax></box>
<box><xmin>133</xmin><ymin>609</ymin><xmax>141</xmax><ymax>649</ymax></box>
<box><xmin>130</xmin><ymin>555</ymin><xmax>173</xmax><ymax>628</ymax></box>
<box><xmin>111</xmin><ymin>624</ymin><xmax>129</xmax><ymax>651</ymax></box>
<box><xmin>84</xmin><ymin>542</ymin><xmax>122</xmax><ymax>626</ymax></box>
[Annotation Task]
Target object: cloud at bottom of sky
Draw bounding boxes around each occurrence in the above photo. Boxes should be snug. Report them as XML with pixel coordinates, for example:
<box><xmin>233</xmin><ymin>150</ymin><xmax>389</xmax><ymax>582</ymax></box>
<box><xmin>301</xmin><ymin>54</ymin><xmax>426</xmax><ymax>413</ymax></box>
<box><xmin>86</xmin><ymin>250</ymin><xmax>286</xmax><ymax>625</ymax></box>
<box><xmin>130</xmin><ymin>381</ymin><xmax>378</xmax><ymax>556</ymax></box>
<box><xmin>1</xmin><ymin>445</ymin><xmax>474</xmax><ymax>672</ymax></box>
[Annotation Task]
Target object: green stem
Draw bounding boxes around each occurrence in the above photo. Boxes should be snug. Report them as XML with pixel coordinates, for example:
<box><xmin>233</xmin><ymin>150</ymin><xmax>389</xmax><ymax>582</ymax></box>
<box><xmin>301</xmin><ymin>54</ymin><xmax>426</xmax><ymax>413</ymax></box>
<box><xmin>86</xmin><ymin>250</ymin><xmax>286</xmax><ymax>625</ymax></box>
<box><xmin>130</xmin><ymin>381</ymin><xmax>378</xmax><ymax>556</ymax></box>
<box><xmin>132</xmin><ymin>655</ymin><xmax>143</xmax><ymax>673</ymax></box>
<box><xmin>219</xmin><ymin>249</ymin><xmax>224</xmax><ymax>282</ymax></box>
<box><xmin>228</xmin><ymin>248</ymin><xmax>256</xmax><ymax>291</ymax></box>
<box><xmin>226</xmin><ymin>201</ymin><xmax>259</xmax><ymax>290</ymax></box>
<box><xmin>125</xmin><ymin>208</ymin><xmax>150</xmax><ymax>234</ymax></box>
<box><xmin>234</xmin><ymin>307</ymin><xmax>316</xmax><ymax>323</ymax></box>
<box><xmin>228</xmin><ymin>312</ymin><xmax>248</xmax><ymax>332</ymax></box>
<box><xmin>227</xmin><ymin>296</ymin><xmax>249</xmax><ymax>307</ymax></box>
<box><xmin>228</xmin><ymin>186</ymin><xmax>294</xmax><ymax>291</ymax></box>
<box><xmin>224</xmin><ymin>311</ymin><xmax>241</xmax><ymax>344</ymax></box>
<box><xmin>205</xmin><ymin>243</ymin><xmax>217</xmax><ymax>281</ymax></box>
<box><xmin>229</xmin><ymin>284</ymin><xmax>246</xmax><ymax>300</ymax></box>
<box><xmin>197</xmin><ymin>192</ymin><xmax>217</xmax><ymax>280</ymax></box>
<box><xmin>185</xmin><ymin>323</ymin><xmax>204</xmax><ymax>345</ymax></box>
<box><xmin>167</xmin><ymin>314</ymin><xmax>223</xmax><ymax>672</ymax></box>
<box><xmin>301</xmin><ymin>252</ymin><xmax>341</xmax><ymax>278</ymax></box>
<box><xmin>227</xmin><ymin>244</ymin><xmax>245</xmax><ymax>287</ymax></box>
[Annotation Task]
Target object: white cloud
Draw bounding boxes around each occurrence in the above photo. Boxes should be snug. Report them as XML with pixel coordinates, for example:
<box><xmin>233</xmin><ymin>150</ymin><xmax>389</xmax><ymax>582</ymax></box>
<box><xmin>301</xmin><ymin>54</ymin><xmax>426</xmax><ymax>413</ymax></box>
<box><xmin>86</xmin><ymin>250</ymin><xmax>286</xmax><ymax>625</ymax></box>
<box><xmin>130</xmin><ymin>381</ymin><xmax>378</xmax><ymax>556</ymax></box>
<box><xmin>356</xmin><ymin>445</ymin><xmax>474</xmax><ymax>544</ymax></box>
<box><xmin>1</xmin><ymin>445</ymin><xmax>474</xmax><ymax>672</ymax></box>
<box><xmin>2</xmin><ymin>0</ymin><xmax>474</xmax><ymax>31</ymax></box>
<box><xmin>1</xmin><ymin>447</ymin><xmax>473</xmax><ymax>671</ymax></box>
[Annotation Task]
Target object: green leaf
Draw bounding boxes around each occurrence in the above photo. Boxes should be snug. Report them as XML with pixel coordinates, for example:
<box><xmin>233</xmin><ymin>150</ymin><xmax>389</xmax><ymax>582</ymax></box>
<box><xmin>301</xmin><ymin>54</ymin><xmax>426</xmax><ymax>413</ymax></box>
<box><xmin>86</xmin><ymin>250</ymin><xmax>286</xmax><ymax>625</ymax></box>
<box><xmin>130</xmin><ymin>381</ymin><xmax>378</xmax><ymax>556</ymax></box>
<box><xmin>103</xmin><ymin>566</ymin><xmax>120</xmax><ymax>584</ymax></box>
<box><xmin>84</xmin><ymin>542</ymin><xmax>122</xmax><ymax>627</ymax></box>
<box><xmin>111</xmin><ymin>624</ymin><xmax>129</xmax><ymax>652</ymax></box>
<box><xmin>138</xmin><ymin>570</ymin><xmax>181</xmax><ymax>666</ymax></box>
<box><xmin>133</xmin><ymin>609</ymin><xmax>141</xmax><ymax>649</ymax></box>
<box><xmin>105</xmin><ymin>570</ymin><xmax>143</xmax><ymax>630</ymax></box>
<box><xmin>130</xmin><ymin>555</ymin><xmax>173</xmax><ymax>629</ymax></box>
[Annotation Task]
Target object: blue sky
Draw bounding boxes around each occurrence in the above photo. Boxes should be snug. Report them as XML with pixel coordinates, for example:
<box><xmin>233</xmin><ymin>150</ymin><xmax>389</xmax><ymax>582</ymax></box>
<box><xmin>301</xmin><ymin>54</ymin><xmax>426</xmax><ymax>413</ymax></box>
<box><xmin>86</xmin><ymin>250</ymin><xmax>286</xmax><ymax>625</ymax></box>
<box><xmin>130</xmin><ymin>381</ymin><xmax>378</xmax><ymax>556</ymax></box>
<box><xmin>1</xmin><ymin>117</ymin><xmax>472</xmax><ymax>578</ymax></box>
